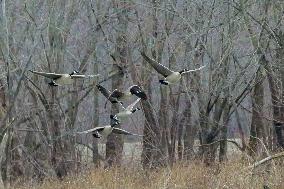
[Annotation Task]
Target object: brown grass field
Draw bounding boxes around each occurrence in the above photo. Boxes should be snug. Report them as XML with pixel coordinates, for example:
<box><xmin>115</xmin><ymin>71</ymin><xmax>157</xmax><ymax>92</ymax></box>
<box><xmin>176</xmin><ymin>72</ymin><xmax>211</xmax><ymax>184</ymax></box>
<box><xmin>11</xmin><ymin>157</ymin><xmax>284</xmax><ymax>189</ymax></box>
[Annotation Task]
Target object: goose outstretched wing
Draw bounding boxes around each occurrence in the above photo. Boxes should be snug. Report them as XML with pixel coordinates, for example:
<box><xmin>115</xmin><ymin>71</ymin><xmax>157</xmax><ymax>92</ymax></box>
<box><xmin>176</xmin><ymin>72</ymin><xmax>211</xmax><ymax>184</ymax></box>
<box><xmin>140</xmin><ymin>52</ymin><xmax>173</xmax><ymax>77</ymax></box>
<box><xmin>97</xmin><ymin>84</ymin><xmax>111</xmax><ymax>98</ymax></box>
<box><xmin>97</xmin><ymin>85</ymin><xmax>123</xmax><ymax>104</ymax></box>
<box><xmin>112</xmin><ymin>128</ymin><xmax>143</xmax><ymax>136</ymax></box>
<box><xmin>29</xmin><ymin>70</ymin><xmax>63</xmax><ymax>79</ymax></box>
<box><xmin>71</xmin><ymin>74</ymin><xmax>100</xmax><ymax>79</ymax></box>
<box><xmin>77</xmin><ymin>126</ymin><xmax>105</xmax><ymax>134</ymax></box>
<box><xmin>180</xmin><ymin>65</ymin><xmax>206</xmax><ymax>74</ymax></box>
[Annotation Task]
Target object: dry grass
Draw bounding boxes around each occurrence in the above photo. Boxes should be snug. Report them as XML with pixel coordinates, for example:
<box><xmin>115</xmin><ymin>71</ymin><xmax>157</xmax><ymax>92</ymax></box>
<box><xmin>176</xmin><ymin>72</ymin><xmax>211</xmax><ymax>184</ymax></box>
<box><xmin>12</xmin><ymin>158</ymin><xmax>284</xmax><ymax>189</ymax></box>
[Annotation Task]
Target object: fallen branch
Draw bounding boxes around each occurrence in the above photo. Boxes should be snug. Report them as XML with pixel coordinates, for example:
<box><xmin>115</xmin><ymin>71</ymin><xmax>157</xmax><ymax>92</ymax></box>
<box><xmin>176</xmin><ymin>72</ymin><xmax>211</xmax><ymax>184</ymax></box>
<box><xmin>248</xmin><ymin>151</ymin><xmax>284</xmax><ymax>169</ymax></box>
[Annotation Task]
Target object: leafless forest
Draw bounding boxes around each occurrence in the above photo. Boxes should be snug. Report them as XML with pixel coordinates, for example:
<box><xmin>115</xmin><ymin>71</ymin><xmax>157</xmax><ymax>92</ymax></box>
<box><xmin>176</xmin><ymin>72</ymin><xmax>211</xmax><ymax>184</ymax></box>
<box><xmin>0</xmin><ymin>0</ymin><xmax>283</xmax><ymax>188</ymax></box>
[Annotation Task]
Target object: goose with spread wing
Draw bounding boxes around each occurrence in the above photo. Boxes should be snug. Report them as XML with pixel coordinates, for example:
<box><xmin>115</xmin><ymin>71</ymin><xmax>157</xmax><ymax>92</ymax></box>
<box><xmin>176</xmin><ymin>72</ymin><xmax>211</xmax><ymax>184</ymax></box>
<box><xmin>140</xmin><ymin>52</ymin><xmax>206</xmax><ymax>85</ymax></box>
<box><xmin>110</xmin><ymin>98</ymin><xmax>141</xmax><ymax>123</ymax></box>
<box><xmin>29</xmin><ymin>70</ymin><xmax>100</xmax><ymax>86</ymax></box>
<box><xmin>97</xmin><ymin>84</ymin><xmax>147</xmax><ymax>104</ymax></box>
<box><xmin>77</xmin><ymin>122</ymin><xmax>142</xmax><ymax>138</ymax></box>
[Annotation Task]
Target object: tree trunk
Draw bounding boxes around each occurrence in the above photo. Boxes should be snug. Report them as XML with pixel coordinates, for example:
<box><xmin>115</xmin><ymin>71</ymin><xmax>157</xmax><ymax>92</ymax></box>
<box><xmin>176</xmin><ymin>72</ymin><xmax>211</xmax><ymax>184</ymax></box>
<box><xmin>92</xmin><ymin>55</ymin><xmax>100</xmax><ymax>167</ymax></box>
<box><xmin>202</xmin><ymin>98</ymin><xmax>227</xmax><ymax>165</ymax></box>
<box><xmin>275</xmin><ymin>30</ymin><xmax>284</xmax><ymax>148</ymax></box>
<box><xmin>182</xmin><ymin>99</ymin><xmax>195</xmax><ymax>160</ymax></box>
<box><xmin>219</xmin><ymin>106</ymin><xmax>230</xmax><ymax>162</ymax></box>
<box><xmin>248</xmin><ymin>69</ymin><xmax>264</xmax><ymax>157</ymax></box>
<box><xmin>158</xmin><ymin>86</ymin><xmax>169</xmax><ymax>166</ymax></box>
<box><xmin>168</xmin><ymin>84</ymin><xmax>182</xmax><ymax>165</ymax></box>
<box><xmin>105</xmin><ymin>0</ymin><xmax>129</xmax><ymax>166</ymax></box>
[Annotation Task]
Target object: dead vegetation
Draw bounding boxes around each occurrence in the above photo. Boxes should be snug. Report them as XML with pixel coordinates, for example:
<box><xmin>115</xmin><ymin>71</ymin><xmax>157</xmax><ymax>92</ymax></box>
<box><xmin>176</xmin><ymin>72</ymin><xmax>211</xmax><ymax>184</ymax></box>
<box><xmin>12</xmin><ymin>157</ymin><xmax>284</xmax><ymax>189</ymax></box>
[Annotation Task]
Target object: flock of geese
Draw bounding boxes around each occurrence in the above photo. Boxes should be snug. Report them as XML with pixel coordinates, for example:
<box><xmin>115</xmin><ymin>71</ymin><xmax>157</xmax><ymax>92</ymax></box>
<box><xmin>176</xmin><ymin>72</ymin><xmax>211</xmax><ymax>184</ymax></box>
<box><xmin>29</xmin><ymin>52</ymin><xmax>205</xmax><ymax>139</ymax></box>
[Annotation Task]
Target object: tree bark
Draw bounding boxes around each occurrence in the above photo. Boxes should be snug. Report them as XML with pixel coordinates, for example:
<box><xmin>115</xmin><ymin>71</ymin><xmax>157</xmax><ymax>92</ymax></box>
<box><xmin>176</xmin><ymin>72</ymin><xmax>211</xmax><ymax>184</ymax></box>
<box><xmin>105</xmin><ymin>0</ymin><xmax>129</xmax><ymax>166</ymax></box>
<box><xmin>92</xmin><ymin>56</ymin><xmax>100</xmax><ymax>167</ymax></box>
<box><xmin>248</xmin><ymin>69</ymin><xmax>264</xmax><ymax>157</ymax></box>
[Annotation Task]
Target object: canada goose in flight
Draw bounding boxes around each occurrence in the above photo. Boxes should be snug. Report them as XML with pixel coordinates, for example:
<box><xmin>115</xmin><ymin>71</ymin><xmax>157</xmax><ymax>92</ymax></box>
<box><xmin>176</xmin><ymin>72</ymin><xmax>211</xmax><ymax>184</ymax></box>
<box><xmin>77</xmin><ymin>122</ymin><xmax>142</xmax><ymax>138</ymax></box>
<box><xmin>140</xmin><ymin>52</ymin><xmax>206</xmax><ymax>85</ymax></box>
<box><xmin>29</xmin><ymin>70</ymin><xmax>100</xmax><ymax>86</ymax></box>
<box><xmin>97</xmin><ymin>84</ymin><xmax>147</xmax><ymax>104</ymax></box>
<box><xmin>110</xmin><ymin>98</ymin><xmax>141</xmax><ymax>122</ymax></box>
